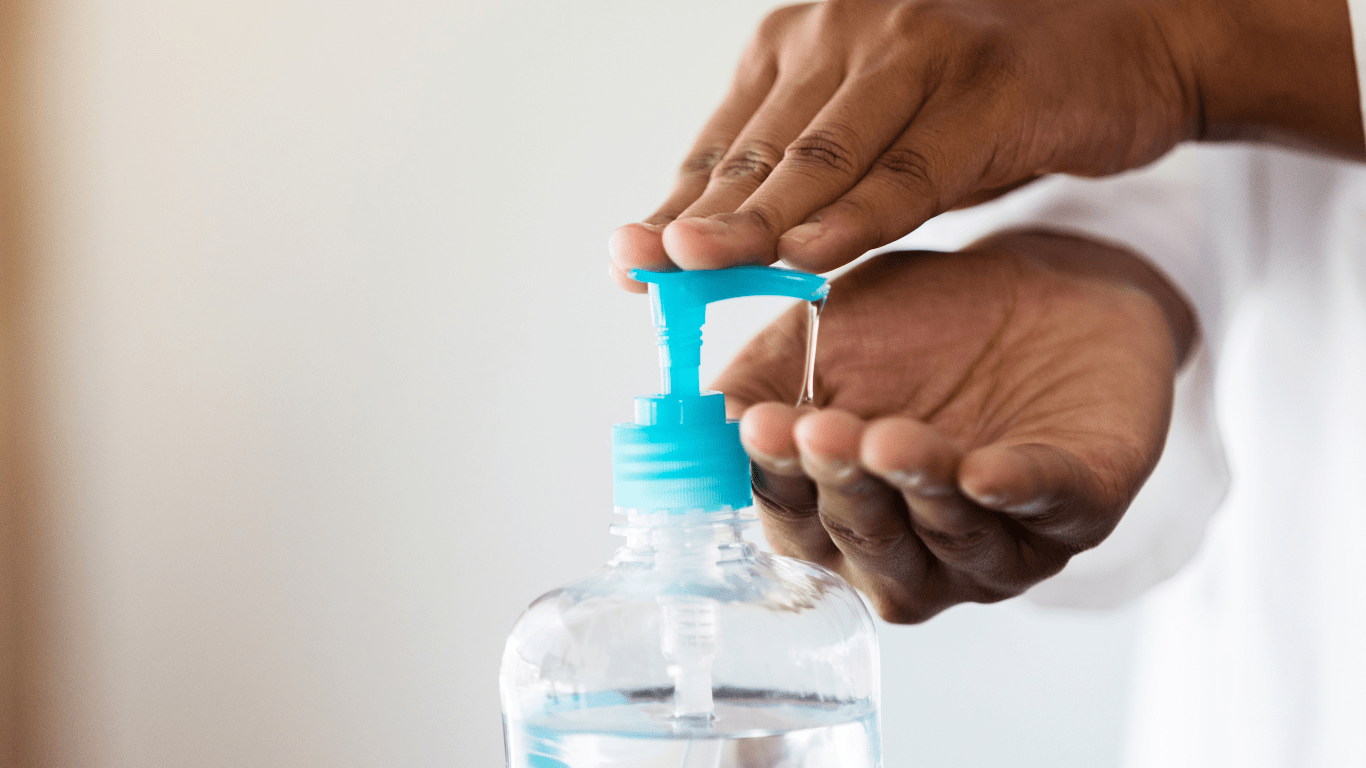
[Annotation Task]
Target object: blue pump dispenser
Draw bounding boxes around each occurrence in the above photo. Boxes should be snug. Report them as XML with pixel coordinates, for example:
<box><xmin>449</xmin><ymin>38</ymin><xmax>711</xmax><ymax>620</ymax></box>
<box><xmin>612</xmin><ymin>266</ymin><xmax>829</xmax><ymax>512</ymax></box>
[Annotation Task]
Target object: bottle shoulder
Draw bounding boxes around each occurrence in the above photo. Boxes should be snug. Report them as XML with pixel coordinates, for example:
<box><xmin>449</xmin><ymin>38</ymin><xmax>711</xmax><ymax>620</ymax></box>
<box><xmin>506</xmin><ymin>549</ymin><xmax>876</xmax><ymax>657</ymax></box>
<box><xmin>530</xmin><ymin>549</ymin><xmax>863</xmax><ymax>611</ymax></box>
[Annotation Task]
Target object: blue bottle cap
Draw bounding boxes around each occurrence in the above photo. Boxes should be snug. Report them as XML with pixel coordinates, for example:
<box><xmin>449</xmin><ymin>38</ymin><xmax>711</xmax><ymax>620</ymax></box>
<box><xmin>612</xmin><ymin>266</ymin><xmax>829</xmax><ymax>512</ymax></box>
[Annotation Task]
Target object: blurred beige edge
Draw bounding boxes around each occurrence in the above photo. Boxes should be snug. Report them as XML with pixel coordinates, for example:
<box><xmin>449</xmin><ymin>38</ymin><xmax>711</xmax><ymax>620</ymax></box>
<box><xmin>2</xmin><ymin>0</ymin><xmax>32</xmax><ymax>764</ymax></box>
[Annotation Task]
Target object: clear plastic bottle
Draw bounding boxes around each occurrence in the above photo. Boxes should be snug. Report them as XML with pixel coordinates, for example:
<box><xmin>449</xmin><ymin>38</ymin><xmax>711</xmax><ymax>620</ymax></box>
<box><xmin>500</xmin><ymin>267</ymin><xmax>881</xmax><ymax>768</ymax></box>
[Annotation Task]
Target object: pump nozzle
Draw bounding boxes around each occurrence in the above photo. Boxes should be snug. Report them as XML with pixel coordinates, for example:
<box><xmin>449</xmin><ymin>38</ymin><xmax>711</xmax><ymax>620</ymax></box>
<box><xmin>613</xmin><ymin>267</ymin><xmax>829</xmax><ymax>513</ymax></box>
<box><xmin>631</xmin><ymin>266</ymin><xmax>829</xmax><ymax>397</ymax></box>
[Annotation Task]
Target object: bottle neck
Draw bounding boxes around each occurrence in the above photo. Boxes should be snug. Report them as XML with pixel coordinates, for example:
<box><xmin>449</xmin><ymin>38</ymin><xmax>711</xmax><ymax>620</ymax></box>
<box><xmin>609</xmin><ymin>507</ymin><xmax>756</xmax><ymax>568</ymax></box>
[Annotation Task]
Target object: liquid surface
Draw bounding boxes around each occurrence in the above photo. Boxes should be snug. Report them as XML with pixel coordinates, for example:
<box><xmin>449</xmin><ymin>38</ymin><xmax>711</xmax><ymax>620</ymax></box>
<box><xmin>508</xmin><ymin>699</ymin><xmax>879</xmax><ymax>768</ymax></box>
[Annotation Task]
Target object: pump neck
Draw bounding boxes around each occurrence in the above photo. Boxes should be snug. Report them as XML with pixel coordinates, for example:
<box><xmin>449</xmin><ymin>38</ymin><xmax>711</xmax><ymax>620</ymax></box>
<box><xmin>608</xmin><ymin>508</ymin><xmax>756</xmax><ymax>568</ymax></box>
<box><xmin>612</xmin><ymin>267</ymin><xmax>829</xmax><ymax>514</ymax></box>
<box><xmin>633</xmin><ymin>267</ymin><xmax>829</xmax><ymax>402</ymax></box>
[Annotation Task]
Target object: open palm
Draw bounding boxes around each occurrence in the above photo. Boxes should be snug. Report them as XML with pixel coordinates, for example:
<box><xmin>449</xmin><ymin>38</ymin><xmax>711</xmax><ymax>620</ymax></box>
<box><xmin>714</xmin><ymin>230</ymin><xmax>1193</xmax><ymax>622</ymax></box>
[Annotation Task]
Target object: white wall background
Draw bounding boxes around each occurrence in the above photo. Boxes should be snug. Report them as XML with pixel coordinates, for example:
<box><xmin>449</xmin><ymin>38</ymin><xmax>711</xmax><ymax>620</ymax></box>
<box><xmin>22</xmin><ymin>1</ymin><xmax>1138</xmax><ymax>765</ymax></box>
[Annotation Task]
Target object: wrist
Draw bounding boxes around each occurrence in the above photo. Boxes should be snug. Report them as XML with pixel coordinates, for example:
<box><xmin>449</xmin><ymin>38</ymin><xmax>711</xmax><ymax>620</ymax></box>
<box><xmin>1160</xmin><ymin>0</ymin><xmax>1363</xmax><ymax>156</ymax></box>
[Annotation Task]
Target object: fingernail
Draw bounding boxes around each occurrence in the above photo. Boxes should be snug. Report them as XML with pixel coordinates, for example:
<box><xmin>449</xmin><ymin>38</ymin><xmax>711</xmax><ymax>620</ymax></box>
<box><xmin>1004</xmin><ymin>496</ymin><xmax>1053</xmax><ymax>515</ymax></box>
<box><xmin>897</xmin><ymin>472</ymin><xmax>956</xmax><ymax>498</ymax></box>
<box><xmin>638</xmin><ymin>222</ymin><xmax>664</xmax><ymax>233</ymax></box>
<box><xmin>966</xmin><ymin>489</ymin><xmax>1007</xmax><ymax>508</ymax></box>
<box><xmin>781</xmin><ymin>222</ymin><xmax>822</xmax><ymax>245</ymax></box>
<box><xmin>883</xmin><ymin>469</ymin><xmax>926</xmax><ymax>490</ymax></box>
<box><xmin>749</xmin><ymin>449</ymin><xmax>802</xmax><ymax>475</ymax></box>
<box><xmin>805</xmin><ymin>456</ymin><xmax>858</xmax><ymax>483</ymax></box>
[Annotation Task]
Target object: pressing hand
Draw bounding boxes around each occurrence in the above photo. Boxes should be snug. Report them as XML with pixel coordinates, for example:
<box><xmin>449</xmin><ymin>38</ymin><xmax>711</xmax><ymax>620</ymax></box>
<box><xmin>611</xmin><ymin>0</ymin><xmax>1359</xmax><ymax>289</ymax></box>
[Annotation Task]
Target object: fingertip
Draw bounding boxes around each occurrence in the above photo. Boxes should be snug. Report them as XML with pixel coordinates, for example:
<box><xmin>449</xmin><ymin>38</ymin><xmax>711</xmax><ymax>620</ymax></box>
<box><xmin>959</xmin><ymin>444</ymin><xmax>1060</xmax><ymax>515</ymax></box>
<box><xmin>859</xmin><ymin>418</ymin><xmax>915</xmax><ymax>473</ymax></box>
<box><xmin>776</xmin><ymin>206</ymin><xmax>876</xmax><ymax>274</ymax></box>
<box><xmin>608</xmin><ymin>262</ymin><xmax>647</xmax><ymax>293</ymax></box>
<box><xmin>740</xmin><ymin>402</ymin><xmax>802</xmax><ymax>472</ymax></box>
<box><xmin>859</xmin><ymin>417</ymin><xmax>961</xmax><ymax>487</ymax></box>
<box><xmin>776</xmin><ymin>222</ymin><xmax>844</xmax><ymax>274</ymax></box>
<box><xmin>610</xmin><ymin>223</ymin><xmax>672</xmax><ymax>289</ymax></box>
<box><xmin>792</xmin><ymin>408</ymin><xmax>864</xmax><ymax>460</ymax></box>
<box><xmin>776</xmin><ymin>222</ymin><xmax>826</xmax><ymax>270</ymax></box>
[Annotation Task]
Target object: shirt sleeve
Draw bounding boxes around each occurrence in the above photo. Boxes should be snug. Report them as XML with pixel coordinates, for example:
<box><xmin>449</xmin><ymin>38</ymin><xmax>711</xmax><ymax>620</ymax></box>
<box><xmin>876</xmin><ymin>146</ymin><xmax>1237</xmax><ymax>608</ymax></box>
<box><xmin>1347</xmin><ymin>0</ymin><xmax>1366</xmax><ymax>148</ymax></box>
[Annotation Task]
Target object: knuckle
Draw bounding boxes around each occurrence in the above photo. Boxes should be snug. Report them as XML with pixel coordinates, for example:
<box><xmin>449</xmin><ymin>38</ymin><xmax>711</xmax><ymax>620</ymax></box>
<box><xmin>887</xmin><ymin>0</ymin><xmax>968</xmax><ymax>37</ymax></box>
<box><xmin>884</xmin><ymin>0</ymin><xmax>1017</xmax><ymax>86</ymax></box>
<box><xmin>753</xmin><ymin>485</ymin><xmax>818</xmax><ymax>524</ymax></box>
<box><xmin>873</xmin><ymin>146</ymin><xmax>934</xmax><ymax>188</ymax></box>
<box><xmin>910</xmin><ymin>520</ymin><xmax>994</xmax><ymax>559</ymax></box>
<box><xmin>743</xmin><ymin>205</ymin><xmax>782</xmax><ymax>237</ymax></box>
<box><xmin>963</xmin><ymin>535</ymin><xmax>1074</xmax><ymax>595</ymax></box>
<box><xmin>871</xmin><ymin>146</ymin><xmax>943</xmax><ymax>212</ymax></box>
<box><xmin>954</xmin><ymin>28</ymin><xmax>1018</xmax><ymax>87</ymax></box>
<box><xmin>714</xmin><ymin>140</ymin><xmax>784</xmax><ymax>186</ymax></box>
<box><xmin>872</xmin><ymin>595</ymin><xmax>943</xmax><ymax>625</ymax></box>
<box><xmin>785</xmin><ymin>125</ymin><xmax>860</xmax><ymax>175</ymax></box>
<box><xmin>819</xmin><ymin>512</ymin><xmax>907</xmax><ymax>558</ymax></box>
<box><xmin>756</xmin><ymin>3</ymin><xmax>815</xmax><ymax>44</ymax></box>
<box><xmin>680</xmin><ymin>146</ymin><xmax>727</xmax><ymax>177</ymax></box>
<box><xmin>814</xmin><ymin>0</ymin><xmax>863</xmax><ymax>25</ymax></box>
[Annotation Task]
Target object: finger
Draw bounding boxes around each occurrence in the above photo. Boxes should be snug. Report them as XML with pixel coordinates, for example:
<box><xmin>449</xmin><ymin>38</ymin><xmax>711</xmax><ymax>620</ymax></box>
<box><xmin>860</xmin><ymin>417</ymin><xmax>1022</xmax><ymax>583</ymax></box>
<box><xmin>662</xmin><ymin>71</ymin><xmax>844</xmax><ymax>270</ymax></box>
<box><xmin>777</xmin><ymin>97</ymin><xmax>1002</xmax><ymax>273</ymax></box>
<box><xmin>959</xmin><ymin>442</ymin><xmax>1117</xmax><ymax>549</ymax></box>
<box><xmin>608</xmin><ymin>41</ymin><xmax>780</xmax><ymax>292</ymax></box>
<box><xmin>676</xmin><ymin>73</ymin><xmax>926</xmax><ymax>269</ymax></box>
<box><xmin>740</xmin><ymin>403</ymin><xmax>835</xmax><ymax>565</ymax></box>
<box><xmin>791</xmin><ymin>410</ymin><xmax>931</xmax><ymax>598</ymax></box>
<box><xmin>609</xmin><ymin>224</ymin><xmax>669</xmax><ymax>293</ymax></box>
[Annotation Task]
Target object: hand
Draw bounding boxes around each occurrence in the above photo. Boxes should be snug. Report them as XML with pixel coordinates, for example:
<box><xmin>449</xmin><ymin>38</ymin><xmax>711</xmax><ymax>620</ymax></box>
<box><xmin>610</xmin><ymin>0</ymin><xmax>1359</xmax><ymax>290</ymax></box>
<box><xmin>714</xmin><ymin>230</ymin><xmax>1195</xmax><ymax>622</ymax></box>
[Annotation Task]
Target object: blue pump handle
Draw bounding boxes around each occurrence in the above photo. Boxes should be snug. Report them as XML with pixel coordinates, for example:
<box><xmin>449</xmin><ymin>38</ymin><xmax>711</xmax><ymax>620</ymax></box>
<box><xmin>630</xmin><ymin>266</ymin><xmax>829</xmax><ymax>397</ymax></box>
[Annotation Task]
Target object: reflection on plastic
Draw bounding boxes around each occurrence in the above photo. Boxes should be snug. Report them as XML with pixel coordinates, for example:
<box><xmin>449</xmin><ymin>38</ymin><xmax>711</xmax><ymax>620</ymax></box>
<box><xmin>500</xmin><ymin>510</ymin><xmax>881</xmax><ymax>768</ymax></box>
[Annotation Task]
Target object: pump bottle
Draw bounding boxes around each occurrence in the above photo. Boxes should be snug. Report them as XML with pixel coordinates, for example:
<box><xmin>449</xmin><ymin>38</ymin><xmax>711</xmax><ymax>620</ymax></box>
<box><xmin>500</xmin><ymin>266</ymin><xmax>881</xmax><ymax>767</ymax></box>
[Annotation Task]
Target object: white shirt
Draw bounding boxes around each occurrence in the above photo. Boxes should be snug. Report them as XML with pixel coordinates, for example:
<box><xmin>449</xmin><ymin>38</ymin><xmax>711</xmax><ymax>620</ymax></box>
<box><xmin>895</xmin><ymin>139</ymin><xmax>1366</xmax><ymax>765</ymax></box>
<box><xmin>1040</xmin><ymin>146</ymin><xmax>1366</xmax><ymax>767</ymax></box>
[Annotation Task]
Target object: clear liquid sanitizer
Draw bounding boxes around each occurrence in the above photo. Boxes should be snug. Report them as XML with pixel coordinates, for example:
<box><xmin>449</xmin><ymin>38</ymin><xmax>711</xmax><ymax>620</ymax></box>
<box><xmin>500</xmin><ymin>267</ymin><xmax>881</xmax><ymax>768</ymax></box>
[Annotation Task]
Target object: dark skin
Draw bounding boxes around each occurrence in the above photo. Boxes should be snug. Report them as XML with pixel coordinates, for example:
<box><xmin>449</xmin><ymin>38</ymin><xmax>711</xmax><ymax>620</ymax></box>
<box><xmin>714</xmin><ymin>230</ymin><xmax>1194</xmax><ymax>622</ymax></box>
<box><xmin>610</xmin><ymin>0</ymin><xmax>1360</xmax><ymax>289</ymax></box>
<box><xmin>607</xmin><ymin>0</ymin><xmax>1360</xmax><ymax>620</ymax></box>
